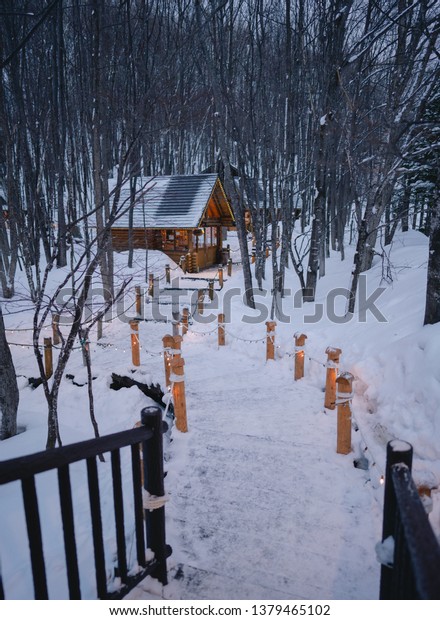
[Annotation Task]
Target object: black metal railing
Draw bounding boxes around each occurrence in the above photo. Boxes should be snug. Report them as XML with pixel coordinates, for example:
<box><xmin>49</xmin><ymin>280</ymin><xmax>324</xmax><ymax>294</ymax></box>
<box><xmin>0</xmin><ymin>406</ymin><xmax>171</xmax><ymax>600</ymax></box>
<box><xmin>380</xmin><ymin>440</ymin><xmax>440</xmax><ymax>599</ymax></box>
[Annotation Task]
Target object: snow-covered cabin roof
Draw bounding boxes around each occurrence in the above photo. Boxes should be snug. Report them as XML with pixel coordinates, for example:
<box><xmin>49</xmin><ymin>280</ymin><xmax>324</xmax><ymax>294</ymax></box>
<box><xmin>112</xmin><ymin>174</ymin><xmax>234</xmax><ymax>229</ymax></box>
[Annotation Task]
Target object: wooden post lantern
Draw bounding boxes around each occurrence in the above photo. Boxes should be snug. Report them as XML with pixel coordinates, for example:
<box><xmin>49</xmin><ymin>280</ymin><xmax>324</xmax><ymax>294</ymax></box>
<box><xmin>130</xmin><ymin>320</ymin><xmax>141</xmax><ymax>367</ymax></box>
<box><xmin>162</xmin><ymin>335</ymin><xmax>174</xmax><ymax>387</ymax></box>
<box><xmin>325</xmin><ymin>346</ymin><xmax>342</xmax><ymax>409</ymax></box>
<box><xmin>265</xmin><ymin>321</ymin><xmax>277</xmax><ymax>361</ymax></box>
<box><xmin>44</xmin><ymin>337</ymin><xmax>53</xmax><ymax>379</ymax></box>
<box><xmin>52</xmin><ymin>313</ymin><xmax>61</xmax><ymax>346</ymax></box>
<box><xmin>162</xmin><ymin>334</ymin><xmax>182</xmax><ymax>387</ymax></box>
<box><xmin>218</xmin><ymin>266</ymin><xmax>224</xmax><ymax>289</ymax></box>
<box><xmin>148</xmin><ymin>273</ymin><xmax>154</xmax><ymax>297</ymax></box>
<box><xmin>170</xmin><ymin>356</ymin><xmax>187</xmax><ymax>433</ymax></box>
<box><xmin>294</xmin><ymin>332</ymin><xmax>307</xmax><ymax>381</ymax></box>
<box><xmin>227</xmin><ymin>258</ymin><xmax>232</xmax><ymax>277</ymax></box>
<box><xmin>135</xmin><ymin>285</ymin><xmax>142</xmax><ymax>317</ymax></box>
<box><xmin>336</xmin><ymin>372</ymin><xmax>354</xmax><ymax>455</ymax></box>
<box><xmin>218</xmin><ymin>313</ymin><xmax>226</xmax><ymax>346</ymax></box>
<box><xmin>181</xmin><ymin>307</ymin><xmax>189</xmax><ymax>336</ymax></box>
<box><xmin>197</xmin><ymin>289</ymin><xmax>204</xmax><ymax>316</ymax></box>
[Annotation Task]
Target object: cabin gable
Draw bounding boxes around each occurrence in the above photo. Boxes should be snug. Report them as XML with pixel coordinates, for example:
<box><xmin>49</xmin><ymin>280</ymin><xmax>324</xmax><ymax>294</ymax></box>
<box><xmin>110</xmin><ymin>174</ymin><xmax>235</xmax><ymax>271</ymax></box>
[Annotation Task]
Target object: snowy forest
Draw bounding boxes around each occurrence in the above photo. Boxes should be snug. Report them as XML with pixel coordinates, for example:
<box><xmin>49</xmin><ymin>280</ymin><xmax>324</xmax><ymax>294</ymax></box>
<box><xmin>0</xmin><ymin>0</ymin><xmax>440</xmax><ymax>602</ymax></box>
<box><xmin>1</xmin><ymin>0</ymin><xmax>438</xmax><ymax>301</ymax></box>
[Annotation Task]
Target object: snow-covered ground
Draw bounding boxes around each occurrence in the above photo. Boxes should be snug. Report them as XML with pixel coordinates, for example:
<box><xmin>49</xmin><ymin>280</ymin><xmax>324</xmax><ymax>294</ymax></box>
<box><xmin>1</xmin><ymin>228</ymin><xmax>439</xmax><ymax>600</ymax></box>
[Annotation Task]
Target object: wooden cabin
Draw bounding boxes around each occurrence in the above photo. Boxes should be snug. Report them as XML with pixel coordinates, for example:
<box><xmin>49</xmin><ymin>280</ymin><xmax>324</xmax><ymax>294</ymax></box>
<box><xmin>111</xmin><ymin>174</ymin><xmax>235</xmax><ymax>272</ymax></box>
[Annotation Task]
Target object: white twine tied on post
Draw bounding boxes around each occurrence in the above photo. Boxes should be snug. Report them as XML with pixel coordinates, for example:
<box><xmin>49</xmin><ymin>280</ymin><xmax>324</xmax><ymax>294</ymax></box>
<box><xmin>335</xmin><ymin>391</ymin><xmax>354</xmax><ymax>405</ymax></box>
<box><xmin>169</xmin><ymin>373</ymin><xmax>185</xmax><ymax>383</ymax></box>
<box><xmin>142</xmin><ymin>489</ymin><xmax>170</xmax><ymax>512</ymax></box>
<box><xmin>326</xmin><ymin>359</ymin><xmax>339</xmax><ymax>369</ymax></box>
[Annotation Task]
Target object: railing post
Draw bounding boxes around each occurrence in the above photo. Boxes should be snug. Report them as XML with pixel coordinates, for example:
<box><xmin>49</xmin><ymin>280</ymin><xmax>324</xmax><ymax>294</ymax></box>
<box><xmin>133</xmin><ymin>421</ymin><xmax>144</xmax><ymax>488</ymax></box>
<box><xmin>208</xmin><ymin>281</ymin><xmax>214</xmax><ymax>301</ymax></box>
<box><xmin>165</xmin><ymin>264</ymin><xmax>171</xmax><ymax>285</ymax></box>
<box><xmin>218</xmin><ymin>313</ymin><xmax>225</xmax><ymax>346</ymax></box>
<box><xmin>170</xmin><ymin>356</ymin><xmax>187</xmax><ymax>432</ymax></box>
<box><xmin>130</xmin><ymin>320</ymin><xmax>140</xmax><ymax>367</ymax></box>
<box><xmin>324</xmin><ymin>347</ymin><xmax>342</xmax><ymax>409</ymax></box>
<box><xmin>294</xmin><ymin>333</ymin><xmax>307</xmax><ymax>380</ymax></box>
<box><xmin>44</xmin><ymin>337</ymin><xmax>53</xmax><ymax>379</ymax></box>
<box><xmin>265</xmin><ymin>321</ymin><xmax>276</xmax><ymax>361</ymax></box>
<box><xmin>140</xmin><ymin>406</ymin><xmax>170</xmax><ymax>585</ymax></box>
<box><xmin>335</xmin><ymin>372</ymin><xmax>353</xmax><ymax>455</ymax></box>
<box><xmin>380</xmin><ymin>440</ymin><xmax>413</xmax><ymax>600</ymax></box>
<box><xmin>218</xmin><ymin>266</ymin><xmax>224</xmax><ymax>289</ymax></box>
<box><xmin>181</xmin><ymin>307</ymin><xmax>189</xmax><ymax>336</ymax></box>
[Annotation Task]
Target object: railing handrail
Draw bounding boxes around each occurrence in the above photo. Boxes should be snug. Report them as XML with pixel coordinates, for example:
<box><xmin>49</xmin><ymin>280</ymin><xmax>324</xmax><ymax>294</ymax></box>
<box><xmin>0</xmin><ymin>407</ymin><xmax>170</xmax><ymax>599</ymax></box>
<box><xmin>0</xmin><ymin>426</ymin><xmax>153</xmax><ymax>485</ymax></box>
<box><xmin>391</xmin><ymin>463</ymin><xmax>440</xmax><ymax>599</ymax></box>
<box><xmin>380</xmin><ymin>439</ymin><xmax>440</xmax><ymax>600</ymax></box>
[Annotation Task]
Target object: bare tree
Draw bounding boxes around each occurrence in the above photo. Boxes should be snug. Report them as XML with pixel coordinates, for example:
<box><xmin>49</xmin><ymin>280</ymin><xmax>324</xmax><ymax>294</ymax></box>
<box><xmin>0</xmin><ymin>306</ymin><xmax>19</xmax><ymax>440</ymax></box>
<box><xmin>425</xmin><ymin>191</ymin><xmax>440</xmax><ymax>325</ymax></box>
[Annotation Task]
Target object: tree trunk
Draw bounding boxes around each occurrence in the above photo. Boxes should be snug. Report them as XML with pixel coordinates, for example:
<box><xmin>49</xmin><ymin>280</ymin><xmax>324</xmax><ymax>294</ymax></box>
<box><xmin>0</xmin><ymin>306</ymin><xmax>19</xmax><ymax>440</ymax></box>
<box><xmin>194</xmin><ymin>0</ymin><xmax>254</xmax><ymax>308</ymax></box>
<box><xmin>424</xmin><ymin>193</ymin><xmax>440</xmax><ymax>325</ymax></box>
<box><xmin>305</xmin><ymin>110</ymin><xmax>331</xmax><ymax>300</ymax></box>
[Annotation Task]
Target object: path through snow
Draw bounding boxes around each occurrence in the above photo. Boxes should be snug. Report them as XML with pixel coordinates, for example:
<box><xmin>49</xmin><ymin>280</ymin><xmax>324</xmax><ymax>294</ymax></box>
<box><xmin>131</xmin><ymin>336</ymin><xmax>382</xmax><ymax>600</ymax></box>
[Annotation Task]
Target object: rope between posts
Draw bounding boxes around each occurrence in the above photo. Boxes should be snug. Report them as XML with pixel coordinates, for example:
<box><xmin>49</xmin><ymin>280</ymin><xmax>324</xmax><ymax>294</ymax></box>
<box><xmin>223</xmin><ymin>328</ymin><xmax>266</xmax><ymax>343</ymax></box>
<box><xmin>307</xmin><ymin>355</ymin><xmax>327</xmax><ymax>368</ymax></box>
<box><xmin>6</xmin><ymin>297</ymin><xmax>139</xmax><ymax>336</ymax></box>
<box><xmin>5</xmin><ymin>324</ymin><xmax>52</xmax><ymax>333</ymax></box>
<box><xmin>187</xmin><ymin>326</ymin><xmax>218</xmax><ymax>336</ymax></box>
<box><xmin>140</xmin><ymin>347</ymin><xmax>163</xmax><ymax>357</ymax></box>
<box><xmin>7</xmin><ymin>340</ymin><xmax>83</xmax><ymax>351</ymax></box>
